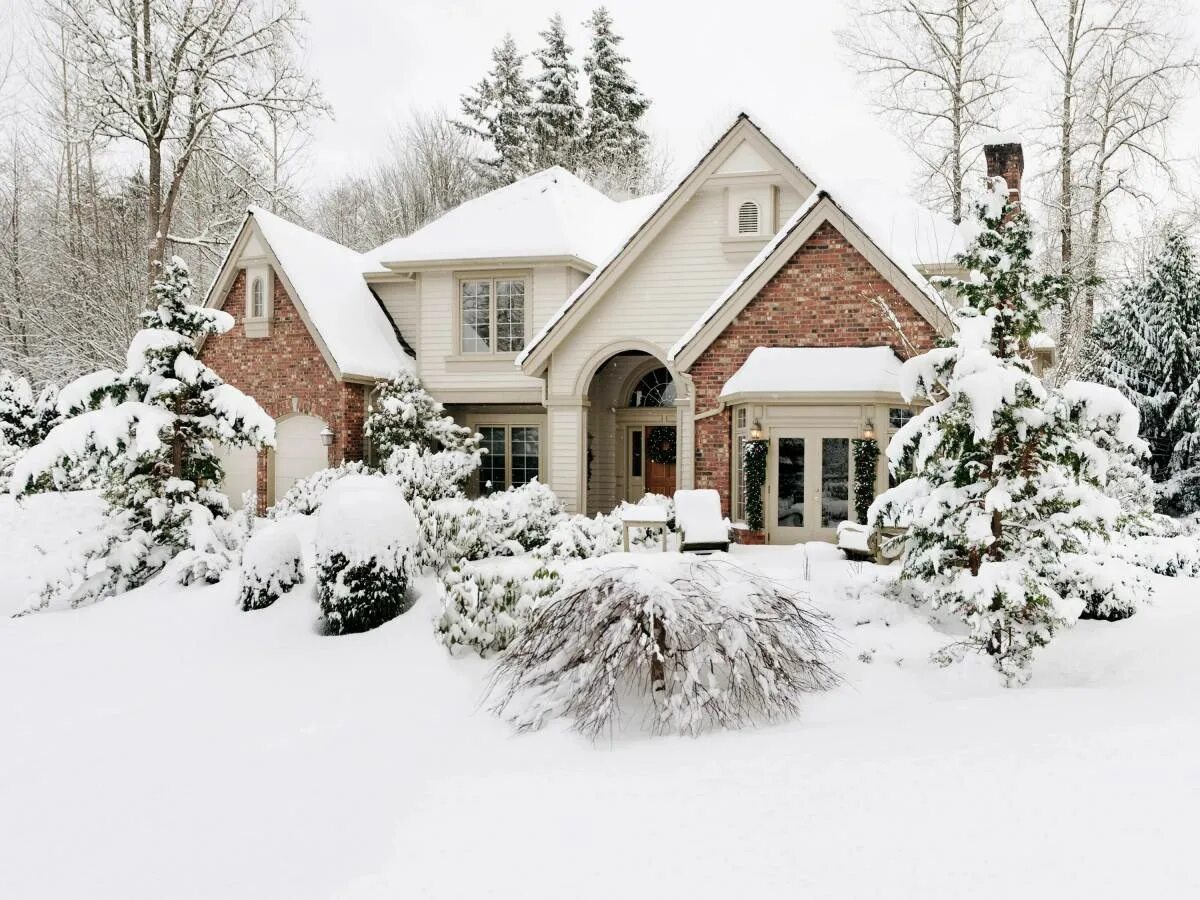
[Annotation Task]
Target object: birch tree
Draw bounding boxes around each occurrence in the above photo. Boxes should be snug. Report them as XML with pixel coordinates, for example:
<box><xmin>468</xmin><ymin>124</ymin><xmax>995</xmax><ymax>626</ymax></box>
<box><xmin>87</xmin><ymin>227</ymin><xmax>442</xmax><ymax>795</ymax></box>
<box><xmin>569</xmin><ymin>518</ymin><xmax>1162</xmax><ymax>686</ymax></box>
<box><xmin>46</xmin><ymin>0</ymin><xmax>324</xmax><ymax>293</ymax></box>
<box><xmin>840</xmin><ymin>0</ymin><xmax>1011</xmax><ymax>223</ymax></box>
<box><xmin>1029</xmin><ymin>0</ymin><xmax>1198</xmax><ymax>376</ymax></box>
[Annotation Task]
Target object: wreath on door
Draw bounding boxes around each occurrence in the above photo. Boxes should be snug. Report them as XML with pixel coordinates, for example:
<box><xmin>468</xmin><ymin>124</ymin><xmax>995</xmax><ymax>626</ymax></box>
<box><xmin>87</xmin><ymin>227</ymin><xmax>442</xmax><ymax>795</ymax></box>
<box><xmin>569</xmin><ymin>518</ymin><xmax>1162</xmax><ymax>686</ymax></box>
<box><xmin>646</xmin><ymin>426</ymin><xmax>677</xmax><ymax>465</ymax></box>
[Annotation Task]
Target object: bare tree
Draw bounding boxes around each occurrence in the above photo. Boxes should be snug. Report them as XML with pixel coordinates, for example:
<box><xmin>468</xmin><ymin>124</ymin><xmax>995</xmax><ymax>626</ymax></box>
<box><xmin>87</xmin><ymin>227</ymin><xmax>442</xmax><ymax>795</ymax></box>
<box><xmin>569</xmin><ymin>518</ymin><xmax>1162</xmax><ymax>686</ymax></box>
<box><xmin>1029</xmin><ymin>0</ymin><xmax>1198</xmax><ymax>375</ymax></box>
<box><xmin>840</xmin><ymin>0</ymin><xmax>1011</xmax><ymax>223</ymax></box>
<box><xmin>46</xmin><ymin>0</ymin><xmax>324</xmax><ymax>292</ymax></box>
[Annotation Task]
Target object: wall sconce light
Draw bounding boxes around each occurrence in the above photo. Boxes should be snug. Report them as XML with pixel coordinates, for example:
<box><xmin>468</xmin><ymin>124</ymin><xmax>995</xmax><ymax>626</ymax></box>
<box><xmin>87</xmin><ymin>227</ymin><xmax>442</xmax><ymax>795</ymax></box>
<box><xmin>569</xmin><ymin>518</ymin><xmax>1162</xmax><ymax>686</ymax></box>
<box><xmin>320</xmin><ymin>426</ymin><xmax>335</xmax><ymax>448</ymax></box>
<box><xmin>862</xmin><ymin>419</ymin><xmax>876</xmax><ymax>440</ymax></box>
<box><xmin>750</xmin><ymin>419</ymin><xmax>763</xmax><ymax>440</ymax></box>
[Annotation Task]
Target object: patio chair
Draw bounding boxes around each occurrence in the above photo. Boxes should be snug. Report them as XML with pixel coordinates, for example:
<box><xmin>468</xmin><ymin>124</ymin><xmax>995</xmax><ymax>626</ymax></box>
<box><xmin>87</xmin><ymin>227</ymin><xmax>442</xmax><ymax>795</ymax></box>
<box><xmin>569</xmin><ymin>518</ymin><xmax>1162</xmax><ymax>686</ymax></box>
<box><xmin>836</xmin><ymin>521</ymin><xmax>873</xmax><ymax>562</ymax></box>
<box><xmin>673</xmin><ymin>489</ymin><xmax>731</xmax><ymax>554</ymax></box>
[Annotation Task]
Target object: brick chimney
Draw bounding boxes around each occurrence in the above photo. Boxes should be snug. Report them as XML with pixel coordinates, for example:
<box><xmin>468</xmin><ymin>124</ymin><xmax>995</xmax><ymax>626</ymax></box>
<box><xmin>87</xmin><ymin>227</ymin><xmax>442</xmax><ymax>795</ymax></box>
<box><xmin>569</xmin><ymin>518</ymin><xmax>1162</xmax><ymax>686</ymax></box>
<box><xmin>984</xmin><ymin>141</ymin><xmax>1024</xmax><ymax>212</ymax></box>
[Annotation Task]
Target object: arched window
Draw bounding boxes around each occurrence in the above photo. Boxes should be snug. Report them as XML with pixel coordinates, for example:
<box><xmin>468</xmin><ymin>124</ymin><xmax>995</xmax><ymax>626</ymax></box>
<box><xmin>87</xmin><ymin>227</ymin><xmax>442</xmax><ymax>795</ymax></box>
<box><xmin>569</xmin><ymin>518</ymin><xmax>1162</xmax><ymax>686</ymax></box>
<box><xmin>629</xmin><ymin>367</ymin><xmax>677</xmax><ymax>408</ymax></box>
<box><xmin>250</xmin><ymin>278</ymin><xmax>266</xmax><ymax>318</ymax></box>
<box><xmin>737</xmin><ymin>200</ymin><xmax>759</xmax><ymax>234</ymax></box>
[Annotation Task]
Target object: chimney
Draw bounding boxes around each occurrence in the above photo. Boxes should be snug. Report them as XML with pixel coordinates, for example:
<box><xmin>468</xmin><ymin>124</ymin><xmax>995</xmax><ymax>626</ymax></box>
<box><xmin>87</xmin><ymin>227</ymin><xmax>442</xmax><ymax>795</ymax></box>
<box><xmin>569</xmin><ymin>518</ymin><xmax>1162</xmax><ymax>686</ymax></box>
<box><xmin>984</xmin><ymin>140</ymin><xmax>1024</xmax><ymax>212</ymax></box>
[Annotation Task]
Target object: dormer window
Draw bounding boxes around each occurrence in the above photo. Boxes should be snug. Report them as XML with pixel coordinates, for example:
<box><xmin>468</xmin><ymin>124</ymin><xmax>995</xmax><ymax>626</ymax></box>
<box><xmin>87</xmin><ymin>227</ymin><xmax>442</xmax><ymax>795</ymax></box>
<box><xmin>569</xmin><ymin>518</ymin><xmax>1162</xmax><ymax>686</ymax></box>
<box><xmin>738</xmin><ymin>201</ymin><xmax>759</xmax><ymax>234</ymax></box>
<box><xmin>250</xmin><ymin>277</ymin><xmax>266</xmax><ymax>318</ymax></box>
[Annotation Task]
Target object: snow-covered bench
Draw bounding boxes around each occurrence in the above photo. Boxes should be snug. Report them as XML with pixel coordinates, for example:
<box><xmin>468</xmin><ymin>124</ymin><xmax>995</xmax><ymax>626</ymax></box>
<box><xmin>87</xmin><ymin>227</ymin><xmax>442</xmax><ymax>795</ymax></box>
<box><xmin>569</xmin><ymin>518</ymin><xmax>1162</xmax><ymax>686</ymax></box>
<box><xmin>674</xmin><ymin>489</ymin><xmax>731</xmax><ymax>554</ymax></box>
<box><xmin>836</xmin><ymin>521</ymin><xmax>874</xmax><ymax>561</ymax></box>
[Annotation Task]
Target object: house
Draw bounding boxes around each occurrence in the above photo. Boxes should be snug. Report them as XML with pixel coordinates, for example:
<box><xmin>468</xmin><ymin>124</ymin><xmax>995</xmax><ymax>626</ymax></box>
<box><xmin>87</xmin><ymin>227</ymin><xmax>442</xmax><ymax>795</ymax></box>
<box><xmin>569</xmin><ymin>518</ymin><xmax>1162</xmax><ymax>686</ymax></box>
<box><xmin>199</xmin><ymin>112</ymin><xmax>1030</xmax><ymax>543</ymax></box>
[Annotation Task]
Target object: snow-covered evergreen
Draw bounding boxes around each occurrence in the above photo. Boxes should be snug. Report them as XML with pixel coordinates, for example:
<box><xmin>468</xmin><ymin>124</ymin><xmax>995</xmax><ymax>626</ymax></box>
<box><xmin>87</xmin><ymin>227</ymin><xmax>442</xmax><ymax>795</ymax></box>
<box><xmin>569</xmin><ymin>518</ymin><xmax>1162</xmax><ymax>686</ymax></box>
<box><xmin>0</xmin><ymin>371</ymin><xmax>60</xmax><ymax>451</ymax></box>
<box><xmin>580</xmin><ymin>7</ymin><xmax>650</xmax><ymax>195</ymax></box>
<box><xmin>870</xmin><ymin>179</ymin><xmax>1152</xmax><ymax>682</ymax></box>
<box><xmin>10</xmin><ymin>258</ymin><xmax>274</xmax><ymax>608</ymax></box>
<box><xmin>365</xmin><ymin>371</ymin><xmax>480</xmax><ymax>458</ymax></box>
<box><xmin>457</xmin><ymin>33</ymin><xmax>534</xmax><ymax>187</ymax></box>
<box><xmin>240</xmin><ymin>524</ymin><xmax>304</xmax><ymax>611</ymax></box>
<box><xmin>528</xmin><ymin>14</ymin><xmax>584</xmax><ymax>172</ymax></box>
<box><xmin>1083</xmin><ymin>228</ymin><xmax>1200</xmax><ymax>515</ymax></box>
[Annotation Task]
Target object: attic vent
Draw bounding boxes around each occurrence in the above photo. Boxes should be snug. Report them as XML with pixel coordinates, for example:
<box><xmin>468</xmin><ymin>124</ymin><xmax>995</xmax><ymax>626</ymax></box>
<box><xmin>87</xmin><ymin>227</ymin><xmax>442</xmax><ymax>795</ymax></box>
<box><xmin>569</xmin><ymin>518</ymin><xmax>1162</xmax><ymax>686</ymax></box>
<box><xmin>737</xmin><ymin>201</ymin><xmax>759</xmax><ymax>234</ymax></box>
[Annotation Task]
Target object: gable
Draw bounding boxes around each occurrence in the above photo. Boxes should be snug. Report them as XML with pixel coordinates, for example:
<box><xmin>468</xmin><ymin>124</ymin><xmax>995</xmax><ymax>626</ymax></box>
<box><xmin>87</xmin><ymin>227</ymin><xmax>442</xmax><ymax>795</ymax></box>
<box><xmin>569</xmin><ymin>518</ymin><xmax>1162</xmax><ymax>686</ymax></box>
<box><xmin>685</xmin><ymin>219</ymin><xmax>942</xmax><ymax>411</ymax></box>
<box><xmin>517</xmin><ymin>113</ymin><xmax>817</xmax><ymax>376</ymax></box>
<box><xmin>715</xmin><ymin>139</ymin><xmax>772</xmax><ymax>176</ymax></box>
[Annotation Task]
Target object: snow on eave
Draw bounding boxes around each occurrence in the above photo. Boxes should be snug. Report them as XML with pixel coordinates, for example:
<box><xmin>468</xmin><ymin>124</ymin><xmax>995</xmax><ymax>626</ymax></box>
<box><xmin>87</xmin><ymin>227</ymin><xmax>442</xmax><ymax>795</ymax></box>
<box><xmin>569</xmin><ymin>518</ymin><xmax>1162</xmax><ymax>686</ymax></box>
<box><xmin>517</xmin><ymin>113</ymin><xmax>814</xmax><ymax>370</ymax></box>
<box><xmin>719</xmin><ymin>346</ymin><xmax>905</xmax><ymax>398</ymax></box>
<box><xmin>246</xmin><ymin>206</ymin><xmax>413</xmax><ymax>382</ymax></box>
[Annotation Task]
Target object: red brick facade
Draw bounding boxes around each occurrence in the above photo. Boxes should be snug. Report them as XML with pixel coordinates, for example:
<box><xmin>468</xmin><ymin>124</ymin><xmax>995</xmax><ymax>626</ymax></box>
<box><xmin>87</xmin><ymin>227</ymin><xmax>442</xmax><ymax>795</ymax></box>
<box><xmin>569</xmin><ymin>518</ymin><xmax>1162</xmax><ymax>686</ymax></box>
<box><xmin>687</xmin><ymin>221</ymin><xmax>940</xmax><ymax>516</ymax></box>
<box><xmin>200</xmin><ymin>269</ymin><xmax>368</xmax><ymax>510</ymax></box>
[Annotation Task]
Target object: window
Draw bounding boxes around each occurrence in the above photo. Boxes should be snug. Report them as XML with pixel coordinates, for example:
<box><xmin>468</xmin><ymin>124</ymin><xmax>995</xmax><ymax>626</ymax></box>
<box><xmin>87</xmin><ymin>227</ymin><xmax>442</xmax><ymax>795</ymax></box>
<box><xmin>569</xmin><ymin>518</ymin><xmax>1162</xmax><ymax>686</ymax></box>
<box><xmin>629</xmin><ymin>367</ymin><xmax>677</xmax><ymax>408</ymax></box>
<box><xmin>889</xmin><ymin>407</ymin><xmax>915</xmax><ymax>431</ymax></box>
<box><xmin>475</xmin><ymin>424</ymin><xmax>540</xmax><ymax>494</ymax></box>
<box><xmin>459</xmin><ymin>275</ymin><xmax>527</xmax><ymax>354</ymax></box>
<box><xmin>630</xmin><ymin>429</ymin><xmax>643</xmax><ymax>478</ymax></box>
<box><xmin>737</xmin><ymin>201</ymin><xmax>759</xmax><ymax>234</ymax></box>
<box><xmin>733</xmin><ymin>436</ymin><xmax>747</xmax><ymax>522</ymax></box>
<box><xmin>250</xmin><ymin>278</ymin><xmax>266</xmax><ymax>318</ymax></box>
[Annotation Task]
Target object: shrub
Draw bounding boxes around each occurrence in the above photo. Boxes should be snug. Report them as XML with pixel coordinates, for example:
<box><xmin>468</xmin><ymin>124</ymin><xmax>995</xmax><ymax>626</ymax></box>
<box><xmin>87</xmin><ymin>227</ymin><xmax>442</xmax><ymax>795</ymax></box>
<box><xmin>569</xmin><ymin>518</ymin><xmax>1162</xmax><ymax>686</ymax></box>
<box><xmin>436</xmin><ymin>558</ymin><xmax>561</xmax><ymax>655</ymax></box>
<box><xmin>239</xmin><ymin>524</ymin><xmax>304</xmax><ymax>611</ymax></box>
<box><xmin>269</xmin><ymin>461</ymin><xmax>367</xmax><ymax>518</ymax></box>
<box><xmin>491</xmin><ymin>555</ymin><xmax>840</xmax><ymax>738</ymax></box>
<box><xmin>314</xmin><ymin>475</ymin><xmax>419</xmax><ymax>634</ymax></box>
<box><xmin>479</xmin><ymin>479</ymin><xmax>565</xmax><ymax>552</ymax></box>
<box><xmin>383</xmin><ymin>446</ymin><xmax>481</xmax><ymax>502</ymax></box>
<box><xmin>412</xmin><ymin>496</ymin><xmax>493</xmax><ymax>571</ymax></box>
<box><xmin>1058</xmin><ymin>554</ymin><xmax>1145</xmax><ymax>622</ymax></box>
<box><xmin>534</xmin><ymin>512</ymin><xmax>623</xmax><ymax>561</ymax></box>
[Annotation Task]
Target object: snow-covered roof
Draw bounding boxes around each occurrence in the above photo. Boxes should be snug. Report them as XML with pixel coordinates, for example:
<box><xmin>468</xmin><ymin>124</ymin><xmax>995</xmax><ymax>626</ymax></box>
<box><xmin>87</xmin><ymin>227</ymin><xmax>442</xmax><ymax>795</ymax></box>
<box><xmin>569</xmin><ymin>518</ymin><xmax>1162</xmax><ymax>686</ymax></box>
<box><xmin>719</xmin><ymin>347</ymin><xmax>905</xmax><ymax>398</ymax></box>
<box><xmin>371</xmin><ymin>167</ymin><xmax>662</xmax><ymax>267</ymax></box>
<box><xmin>248</xmin><ymin>207</ymin><xmax>413</xmax><ymax>381</ymax></box>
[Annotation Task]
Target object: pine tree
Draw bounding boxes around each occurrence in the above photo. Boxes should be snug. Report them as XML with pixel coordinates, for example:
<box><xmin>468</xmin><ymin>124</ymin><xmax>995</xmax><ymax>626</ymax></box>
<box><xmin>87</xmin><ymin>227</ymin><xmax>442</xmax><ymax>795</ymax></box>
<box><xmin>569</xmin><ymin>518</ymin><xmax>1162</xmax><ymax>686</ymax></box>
<box><xmin>0</xmin><ymin>371</ymin><xmax>60</xmax><ymax>451</ymax></box>
<box><xmin>580</xmin><ymin>7</ymin><xmax>650</xmax><ymax>194</ymax></box>
<box><xmin>10</xmin><ymin>258</ymin><xmax>275</xmax><ymax>606</ymax></box>
<box><xmin>870</xmin><ymin>179</ymin><xmax>1149</xmax><ymax>682</ymax></box>
<box><xmin>1083</xmin><ymin>228</ymin><xmax>1200</xmax><ymax>514</ymax></box>
<box><xmin>365</xmin><ymin>371</ymin><xmax>481</xmax><ymax>459</ymax></box>
<box><xmin>528</xmin><ymin>14</ymin><xmax>584</xmax><ymax>171</ymax></box>
<box><xmin>458</xmin><ymin>34</ymin><xmax>534</xmax><ymax>187</ymax></box>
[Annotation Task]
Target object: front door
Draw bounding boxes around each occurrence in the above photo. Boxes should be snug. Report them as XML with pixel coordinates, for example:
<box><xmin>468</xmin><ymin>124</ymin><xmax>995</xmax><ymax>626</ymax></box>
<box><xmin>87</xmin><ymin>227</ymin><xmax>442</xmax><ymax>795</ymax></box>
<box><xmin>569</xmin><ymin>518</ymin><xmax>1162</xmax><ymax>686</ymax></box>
<box><xmin>768</xmin><ymin>431</ymin><xmax>853</xmax><ymax>543</ymax></box>
<box><xmin>644</xmin><ymin>425</ymin><xmax>677</xmax><ymax>497</ymax></box>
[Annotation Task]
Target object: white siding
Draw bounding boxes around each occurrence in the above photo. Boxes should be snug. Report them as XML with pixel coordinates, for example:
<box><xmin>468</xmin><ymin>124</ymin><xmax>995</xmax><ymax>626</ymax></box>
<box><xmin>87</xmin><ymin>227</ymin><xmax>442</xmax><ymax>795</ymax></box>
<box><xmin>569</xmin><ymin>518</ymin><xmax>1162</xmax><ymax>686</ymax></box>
<box><xmin>374</xmin><ymin>280</ymin><xmax>418</xmax><ymax>348</ymax></box>
<box><xmin>547</xmin><ymin>404</ymin><xmax>585</xmax><ymax>513</ymax></box>
<box><xmin>548</xmin><ymin>181</ymin><xmax>804</xmax><ymax>397</ymax></box>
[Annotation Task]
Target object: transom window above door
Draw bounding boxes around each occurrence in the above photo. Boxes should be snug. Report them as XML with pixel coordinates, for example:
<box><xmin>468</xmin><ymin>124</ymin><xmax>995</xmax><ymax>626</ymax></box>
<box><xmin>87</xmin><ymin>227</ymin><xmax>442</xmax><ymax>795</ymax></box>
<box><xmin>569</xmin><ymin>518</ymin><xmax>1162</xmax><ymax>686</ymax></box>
<box><xmin>459</xmin><ymin>275</ymin><xmax>527</xmax><ymax>354</ymax></box>
<box><xmin>629</xmin><ymin>367</ymin><xmax>677</xmax><ymax>408</ymax></box>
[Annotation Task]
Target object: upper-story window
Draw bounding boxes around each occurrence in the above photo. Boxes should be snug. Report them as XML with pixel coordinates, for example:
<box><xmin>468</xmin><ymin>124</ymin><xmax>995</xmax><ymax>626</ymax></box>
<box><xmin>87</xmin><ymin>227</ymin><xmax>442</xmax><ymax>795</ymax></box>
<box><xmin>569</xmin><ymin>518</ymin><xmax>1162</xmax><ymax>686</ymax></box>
<box><xmin>460</xmin><ymin>275</ymin><xmax>526</xmax><ymax>354</ymax></box>
<box><xmin>250</xmin><ymin>277</ymin><xmax>266</xmax><ymax>318</ymax></box>
<box><xmin>737</xmin><ymin>201</ymin><xmax>759</xmax><ymax>234</ymax></box>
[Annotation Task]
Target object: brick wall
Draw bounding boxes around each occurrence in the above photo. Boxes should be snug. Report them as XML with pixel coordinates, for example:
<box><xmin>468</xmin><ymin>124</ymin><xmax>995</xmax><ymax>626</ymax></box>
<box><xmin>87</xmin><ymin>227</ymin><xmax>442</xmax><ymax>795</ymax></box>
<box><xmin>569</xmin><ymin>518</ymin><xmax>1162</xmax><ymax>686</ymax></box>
<box><xmin>687</xmin><ymin>221</ymin><xmax>940</xmax><ymax>515</ymax></box>
<box><xmin>200</xmin><ymin>269</ymin><xmax>368</xmax><ymax>508</ymax></box>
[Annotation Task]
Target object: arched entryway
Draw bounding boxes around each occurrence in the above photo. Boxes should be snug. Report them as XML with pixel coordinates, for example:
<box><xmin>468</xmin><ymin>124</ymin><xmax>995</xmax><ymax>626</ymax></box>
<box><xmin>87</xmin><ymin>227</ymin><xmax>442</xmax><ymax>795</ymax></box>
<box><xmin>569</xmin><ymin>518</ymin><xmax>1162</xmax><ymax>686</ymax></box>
<box><xmin>273</xmin><ymin>414</ymin><xmax>329</xmax><ymax>502</ymax></box>
<box><xmin>583</xmin><ymin>349</ymin><xmax>681</xmax><ymax>515</ymax></box>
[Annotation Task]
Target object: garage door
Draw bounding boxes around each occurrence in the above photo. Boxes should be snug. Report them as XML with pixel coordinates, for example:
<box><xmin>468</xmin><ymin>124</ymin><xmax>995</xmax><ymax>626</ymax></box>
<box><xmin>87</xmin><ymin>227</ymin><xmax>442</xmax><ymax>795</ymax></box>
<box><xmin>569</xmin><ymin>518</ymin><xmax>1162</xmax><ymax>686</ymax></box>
<box><xmin>218</xmin><ymin>444</ymin><xmax>258</xmax><ymax>508</ymax></box>
<box><xmin>274</xmin><ymin>415</ymin><xmax>329</xmax><ymax>502</ymax></box>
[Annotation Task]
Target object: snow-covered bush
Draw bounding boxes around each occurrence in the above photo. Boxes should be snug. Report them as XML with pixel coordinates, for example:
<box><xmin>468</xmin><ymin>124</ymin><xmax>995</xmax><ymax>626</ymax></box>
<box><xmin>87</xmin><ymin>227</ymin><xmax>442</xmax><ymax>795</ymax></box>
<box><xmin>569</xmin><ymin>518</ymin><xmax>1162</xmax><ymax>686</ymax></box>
<box><xmin>177</xmin><ymin>500</ymin><xmax>254</xmax><ymax>586</ymax></box>
<box><xmin>0</xmin><ymin>370</ymin><xmax>60</xmax><ymax>451</ymax></box>
<box><xmin>436</xmin><ymin>558</ymin><xmax>561</xmax><ymax>655</ymax></box>
<box><xmin>1056</xmin><ymin>555</ymin><xmax>1145</xmax><ymax>622</ymax></box>
<box><xmin>239</xmin><ymin>524</ymin><xmax>305</xmax><ymax>611</ymax></box>
<box><xmin>314</xmin><ymin>475</ymin><xmax>419</xmax><ymax>634</ymax></box>
<box><xmin>490</xmin><ymin>555</ymin><xmax>840</xmax><ymax>738</ymax></box>
<box><xmin>533</xmin><ymin>511</ymin><xmax>623</xmax><ymax>561</ymax></box>
<box><xmin>869</xmin><ymin>180</ymin><xmax>1153</xmax><ymax>683</ymax></box>
<box><xmin>1107</xmin><ymin>532</ymin><xmax>1200</xmax><ymax>578</ymax></box>
<box><xmin>365</xmin><ymin>370</ymin><xmax>481</xmax><ymax>458</ymax></box>
<box><xmin>268</xmin><ymin>461</ymin><xmax>367</xmax><ymax>518</ymax></box>
<box><xmin>382</xmin><ymin>445</ymin><xmax>482</xmax><ymax>502</ymax></box>
<box><xmin>11</xmin><ymin>259</ymin><xmax>274</xmax><ymax>610</ymax></box>
<box><xmin>479</xmin><ymin>479</ymin><xmax>565</xmax><ymax>552</ymax></box>
<box><xmin>412</xmin><ymin>496</ymin><xmax>492</xmax><ymax>571</ymax></box>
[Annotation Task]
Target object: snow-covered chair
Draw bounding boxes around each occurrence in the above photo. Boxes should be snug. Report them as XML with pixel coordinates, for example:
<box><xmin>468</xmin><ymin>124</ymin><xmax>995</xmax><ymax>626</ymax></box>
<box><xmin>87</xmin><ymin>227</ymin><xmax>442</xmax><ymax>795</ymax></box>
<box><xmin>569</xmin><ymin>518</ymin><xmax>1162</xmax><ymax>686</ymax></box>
<box><xmin>835</xmin><ymin>521</ymin><xmax>873</xmax><ymax>562</ymax></box>
<box><xmin>673</xmin><ymin>489</ymin><xmax>731</xmax><ymax>554</ymax></box>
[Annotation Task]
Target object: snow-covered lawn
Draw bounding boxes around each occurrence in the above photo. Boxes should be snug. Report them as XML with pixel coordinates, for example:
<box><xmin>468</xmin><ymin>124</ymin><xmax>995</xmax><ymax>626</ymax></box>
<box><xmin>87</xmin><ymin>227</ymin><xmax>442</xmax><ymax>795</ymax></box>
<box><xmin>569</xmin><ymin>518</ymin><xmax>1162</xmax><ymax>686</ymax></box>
<box><xmin>1</xmin><ymin>493</ymin><xmax>1197</xmax><ymax>899</ymax></box>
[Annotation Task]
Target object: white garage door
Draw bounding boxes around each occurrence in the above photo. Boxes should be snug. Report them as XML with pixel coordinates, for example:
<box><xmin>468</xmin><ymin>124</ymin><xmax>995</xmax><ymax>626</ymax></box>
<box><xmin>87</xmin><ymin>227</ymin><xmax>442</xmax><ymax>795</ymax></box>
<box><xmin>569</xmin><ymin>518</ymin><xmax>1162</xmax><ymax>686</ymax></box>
<box><xmin>218</xmin><ymin>444</ymin><xmax>258</xmax><ymax>508</ymax></box>
<box><xmin>274</xmin><ymin>415</ymin><xmax>329</xmax><ymax>502</ymax></box>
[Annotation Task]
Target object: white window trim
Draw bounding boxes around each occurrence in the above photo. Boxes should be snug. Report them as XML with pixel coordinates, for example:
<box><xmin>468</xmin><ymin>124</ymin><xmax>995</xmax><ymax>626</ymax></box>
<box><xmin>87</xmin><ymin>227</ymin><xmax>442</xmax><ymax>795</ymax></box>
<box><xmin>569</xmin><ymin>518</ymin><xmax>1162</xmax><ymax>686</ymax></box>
<box><xmin>454</xmin><ymin>270</ymin><xmax>532</xmax><ymax>358</ymax></box>
<box><xmin>243</xmin><ymin>264</ymin><xmax>273</xmax><ymax>339</ymax></box>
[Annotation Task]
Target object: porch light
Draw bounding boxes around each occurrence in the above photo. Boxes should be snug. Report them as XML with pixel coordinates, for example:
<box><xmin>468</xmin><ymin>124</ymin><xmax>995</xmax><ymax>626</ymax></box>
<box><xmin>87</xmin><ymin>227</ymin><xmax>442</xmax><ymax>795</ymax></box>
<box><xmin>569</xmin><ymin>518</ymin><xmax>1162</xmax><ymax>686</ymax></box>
<box><xmin>320</xmin><ymin>426</ymin><xmax>335</xmax><ymax>448</ymax></box>
<box><xmin>862</xmin><ymin>419</ymin><xmax>876</xmax><ymax>440</ymax></box>
<box><xmin>750</xmin><ymin>419</ymin><xmax>763</xmax><ymax>440</ymax></box>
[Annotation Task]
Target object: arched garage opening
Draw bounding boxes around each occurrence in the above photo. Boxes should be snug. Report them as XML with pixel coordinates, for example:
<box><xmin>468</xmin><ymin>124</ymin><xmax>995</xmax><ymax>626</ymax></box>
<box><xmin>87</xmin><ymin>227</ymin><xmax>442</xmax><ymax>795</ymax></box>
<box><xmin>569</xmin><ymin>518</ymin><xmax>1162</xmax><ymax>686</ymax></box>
<box><xmin>273</xmin><ymin>414</ymin><xmax>329</xmax><ymax>503</ymax></box>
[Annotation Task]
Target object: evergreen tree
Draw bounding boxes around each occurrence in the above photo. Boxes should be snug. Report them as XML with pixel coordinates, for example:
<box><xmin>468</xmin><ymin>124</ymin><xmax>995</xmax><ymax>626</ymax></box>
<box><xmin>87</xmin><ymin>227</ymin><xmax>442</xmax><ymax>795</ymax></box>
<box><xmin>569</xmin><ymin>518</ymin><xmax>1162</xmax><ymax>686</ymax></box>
<box><xmin>870</xmin><ymin>179</ymin><xmax>1149</xmax><ymax>682</ymax></box>
<box><xmin>528</xmin><ymin>14</ymin><xmax>584</xmax><ymax>171</ymax></box>
<box><xmin>10</xmin><ymin>258</ymin><xmax>274</xmax><ymax>606</ymax></box>
<box><xmin>1083</xmin><ymin>228</ymin><xmax>1200</xmax><ymax>514</ymax></box>
<box><xmin>365</xmin><ymin>371</ymin><xmax>481</xmax><ymax>459</ymax></box>
<box><xmin>581</xmin><ymin>7</ymin><xmax>650</xmax><ymax>194</ymax></box>
<box><xmin>457</xmin><ymin>34</ymin><xmax>534</xmax><ymax>187</ymax></box>
<box><xmin>0</xmin><ymin>371</ymin><xmax>60</xmax><ymax>451</ymax></box>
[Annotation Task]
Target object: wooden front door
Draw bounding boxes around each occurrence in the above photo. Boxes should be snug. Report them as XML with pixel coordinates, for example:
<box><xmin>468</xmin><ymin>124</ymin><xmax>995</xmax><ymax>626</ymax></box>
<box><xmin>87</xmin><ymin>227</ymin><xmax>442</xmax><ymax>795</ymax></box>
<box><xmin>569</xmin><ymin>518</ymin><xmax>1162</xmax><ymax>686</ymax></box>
<box><xmin>644</xmin><ymin>426</ymin><xmax>676</xmax><ymax>497</ymax></box>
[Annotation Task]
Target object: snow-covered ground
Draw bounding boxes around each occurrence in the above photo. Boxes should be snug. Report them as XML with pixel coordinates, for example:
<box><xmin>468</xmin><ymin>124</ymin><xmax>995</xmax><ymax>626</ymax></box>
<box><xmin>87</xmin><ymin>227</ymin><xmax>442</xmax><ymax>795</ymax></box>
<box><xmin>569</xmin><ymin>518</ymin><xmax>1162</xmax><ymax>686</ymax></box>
<box><xmin>1</xmin><ymin>493</ymin><xmax>1197</xmax><ymax>899</ymax></box>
